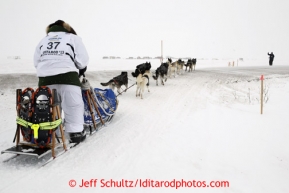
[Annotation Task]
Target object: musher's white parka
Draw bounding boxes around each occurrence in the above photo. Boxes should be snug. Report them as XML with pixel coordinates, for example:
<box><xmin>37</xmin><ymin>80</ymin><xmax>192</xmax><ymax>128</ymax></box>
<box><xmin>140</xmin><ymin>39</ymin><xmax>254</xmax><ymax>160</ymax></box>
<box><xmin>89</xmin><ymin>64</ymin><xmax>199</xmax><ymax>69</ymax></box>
<box><xmin>34</xmin><ymin>32</ymin><xmax>89</xmax><ymax>77</ymax></box>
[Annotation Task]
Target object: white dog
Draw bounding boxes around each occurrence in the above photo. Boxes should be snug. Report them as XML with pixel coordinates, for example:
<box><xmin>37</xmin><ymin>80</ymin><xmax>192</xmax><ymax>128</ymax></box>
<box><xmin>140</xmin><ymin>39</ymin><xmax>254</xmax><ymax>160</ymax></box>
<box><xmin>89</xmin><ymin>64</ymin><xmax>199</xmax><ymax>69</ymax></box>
<box><xmin>136</xmin><ymin>70</ymin><xmax>150</xmax><ymax>99</ymax></box>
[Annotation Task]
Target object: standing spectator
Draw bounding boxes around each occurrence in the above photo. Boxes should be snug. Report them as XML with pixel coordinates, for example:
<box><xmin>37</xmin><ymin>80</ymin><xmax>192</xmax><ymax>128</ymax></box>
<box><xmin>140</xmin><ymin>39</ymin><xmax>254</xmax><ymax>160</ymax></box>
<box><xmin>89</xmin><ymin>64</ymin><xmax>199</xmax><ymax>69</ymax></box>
<box><xmin>268</xmin><ymin>52</ymin><xmax>275</xmax><ymax>66</ymax></box>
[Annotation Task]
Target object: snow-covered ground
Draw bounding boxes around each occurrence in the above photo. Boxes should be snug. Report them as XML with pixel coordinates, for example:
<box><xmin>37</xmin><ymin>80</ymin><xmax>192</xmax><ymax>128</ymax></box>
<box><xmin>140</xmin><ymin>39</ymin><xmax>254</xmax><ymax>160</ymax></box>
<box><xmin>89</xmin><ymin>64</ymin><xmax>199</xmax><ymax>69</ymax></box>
<box><xmin>0</xmin><ymin>59</ymin><xmax>288</xmax><ymax>193</ymax></box>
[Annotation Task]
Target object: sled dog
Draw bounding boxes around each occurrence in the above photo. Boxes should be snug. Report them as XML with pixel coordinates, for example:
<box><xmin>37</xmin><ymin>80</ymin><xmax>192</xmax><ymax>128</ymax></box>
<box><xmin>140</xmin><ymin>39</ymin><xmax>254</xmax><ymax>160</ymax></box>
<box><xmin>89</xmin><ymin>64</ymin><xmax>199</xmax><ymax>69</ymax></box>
<box><xmin>192</xmin><ymin>58</ymin><xmax>197</xmax><ymax>71</ymax></box>
<box><xmin>167</xmin><ymin>58</ymin><xmax>177</xmax><ymax>78</ymax></box>
<box><xmin>100</xmin><ymin>71</ymin><xmax>128</xmax><ymax>94</ymax></box>
<box><xmin>132</xmin><ymin>62</ymin><xmax>151</xmax><ymax>78</ymax></box>
<box><xmin>185</xmin><ymin>59</ymin><xmax>193</xmax><ymax>72</ymax></box>
<box><xmin>152</xmin><ymin>62</ymin><xmax>169</xmax><ymax>86</ymax></box>
<box><xmin>176</xmin><ymin>59</ymin><xmax>185</xmax><ymax>75</ymax></box>
<box><xmin>136</xmin><ymin>70</ymin><xmax>150</xmax><ymax>99</ymax></box>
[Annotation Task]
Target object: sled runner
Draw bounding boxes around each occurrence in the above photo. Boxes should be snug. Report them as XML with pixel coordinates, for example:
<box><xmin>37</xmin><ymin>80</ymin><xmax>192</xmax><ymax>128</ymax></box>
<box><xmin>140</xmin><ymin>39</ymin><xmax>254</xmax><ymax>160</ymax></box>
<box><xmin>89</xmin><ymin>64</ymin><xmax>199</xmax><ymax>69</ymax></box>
<box><xmin>1</xmin><ymin>87</ymin><xmax>66</xmax><ymax>161</ymax></box>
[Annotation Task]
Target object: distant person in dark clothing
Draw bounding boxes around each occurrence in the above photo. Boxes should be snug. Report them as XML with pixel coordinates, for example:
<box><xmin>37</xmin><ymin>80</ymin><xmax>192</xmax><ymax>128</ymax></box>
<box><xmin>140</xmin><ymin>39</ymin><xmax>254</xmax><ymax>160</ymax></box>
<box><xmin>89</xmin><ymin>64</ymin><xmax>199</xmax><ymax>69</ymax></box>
<box><xmin>268</xmin><ymin>52</ymin><xmax>274</xmax><ymax>66</ymax></box>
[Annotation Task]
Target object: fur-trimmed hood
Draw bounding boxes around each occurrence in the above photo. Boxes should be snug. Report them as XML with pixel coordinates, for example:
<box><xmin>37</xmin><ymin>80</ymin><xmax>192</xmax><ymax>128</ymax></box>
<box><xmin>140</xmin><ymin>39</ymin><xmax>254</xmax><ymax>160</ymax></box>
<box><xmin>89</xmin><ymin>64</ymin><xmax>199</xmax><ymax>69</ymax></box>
<box><xmin>46</xmin><ymin>20</ymin><xmax>77</xmax><ymax>35</ymax></box>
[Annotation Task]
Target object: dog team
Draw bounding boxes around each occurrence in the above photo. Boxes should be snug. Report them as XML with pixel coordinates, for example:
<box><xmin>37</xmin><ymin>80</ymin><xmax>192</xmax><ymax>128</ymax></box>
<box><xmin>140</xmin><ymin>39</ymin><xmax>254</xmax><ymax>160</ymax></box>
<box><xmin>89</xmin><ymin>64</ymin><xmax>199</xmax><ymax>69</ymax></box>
<box><xmin>100</xmin><ymin>58</ymin><xmax>197</xmax><ymax>99</ymax></box>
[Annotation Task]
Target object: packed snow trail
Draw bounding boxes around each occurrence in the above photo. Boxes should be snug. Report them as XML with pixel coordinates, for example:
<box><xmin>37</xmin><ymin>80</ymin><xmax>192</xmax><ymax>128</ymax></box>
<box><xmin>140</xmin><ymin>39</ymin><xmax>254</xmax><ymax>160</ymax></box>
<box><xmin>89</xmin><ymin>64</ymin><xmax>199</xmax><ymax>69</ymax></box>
<box><xmin>0</xmin><ymin>66</ymin><xmax>289</xmax><ymax>193</ymax></box>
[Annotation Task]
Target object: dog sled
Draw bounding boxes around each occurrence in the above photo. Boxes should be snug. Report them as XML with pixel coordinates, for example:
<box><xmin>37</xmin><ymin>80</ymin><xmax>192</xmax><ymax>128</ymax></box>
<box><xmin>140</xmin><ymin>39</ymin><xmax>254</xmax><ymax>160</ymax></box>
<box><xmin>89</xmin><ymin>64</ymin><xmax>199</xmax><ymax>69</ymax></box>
<box><xmin>1</xmin><ymin>77</ymin><xmax>118</xmax><ymax>165</ymax></box>
<box><xmin>82</xmin><ymin>77</ymin><xmax>118</xmax><ymax>132</ymax></box>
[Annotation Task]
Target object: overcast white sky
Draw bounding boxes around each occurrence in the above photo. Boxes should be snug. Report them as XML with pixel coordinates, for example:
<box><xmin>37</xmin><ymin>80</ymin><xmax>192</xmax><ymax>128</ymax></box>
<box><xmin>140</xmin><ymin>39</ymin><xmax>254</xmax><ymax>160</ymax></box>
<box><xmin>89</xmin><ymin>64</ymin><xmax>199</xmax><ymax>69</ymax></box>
<box><xmin>0</xmin><ymin>0</ymin><xmax>288</xmax><ymax>60</ymax></box>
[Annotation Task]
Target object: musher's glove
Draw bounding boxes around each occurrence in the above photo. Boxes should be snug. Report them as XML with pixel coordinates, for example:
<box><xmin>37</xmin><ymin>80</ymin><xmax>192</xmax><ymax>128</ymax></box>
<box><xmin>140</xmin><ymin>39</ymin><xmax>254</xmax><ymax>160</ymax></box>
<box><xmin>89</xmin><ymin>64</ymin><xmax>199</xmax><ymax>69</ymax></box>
<box><xmin>79</xmin><ymin>67</ymin><xmax>87</xmax><ymax>77</ymax></box>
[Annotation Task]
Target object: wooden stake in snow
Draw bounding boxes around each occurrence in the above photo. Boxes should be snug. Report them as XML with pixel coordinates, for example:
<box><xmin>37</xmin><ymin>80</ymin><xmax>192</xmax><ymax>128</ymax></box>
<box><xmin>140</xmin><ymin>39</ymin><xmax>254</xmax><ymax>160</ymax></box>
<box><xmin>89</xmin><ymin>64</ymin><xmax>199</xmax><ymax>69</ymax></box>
<box><xmin>260</xmin><ymin>75</ymin><xmax>264</xmax><ymax>114</ymax></box>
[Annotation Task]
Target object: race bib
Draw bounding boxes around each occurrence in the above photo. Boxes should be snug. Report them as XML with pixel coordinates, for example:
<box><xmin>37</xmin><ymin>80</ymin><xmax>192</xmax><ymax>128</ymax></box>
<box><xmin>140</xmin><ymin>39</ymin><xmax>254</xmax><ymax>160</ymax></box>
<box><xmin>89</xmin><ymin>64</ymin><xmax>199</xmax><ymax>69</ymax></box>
<box><xmin>39</xmin><ymin>34</ymin><xmax>74</xmax><ymax>61</ymax></box>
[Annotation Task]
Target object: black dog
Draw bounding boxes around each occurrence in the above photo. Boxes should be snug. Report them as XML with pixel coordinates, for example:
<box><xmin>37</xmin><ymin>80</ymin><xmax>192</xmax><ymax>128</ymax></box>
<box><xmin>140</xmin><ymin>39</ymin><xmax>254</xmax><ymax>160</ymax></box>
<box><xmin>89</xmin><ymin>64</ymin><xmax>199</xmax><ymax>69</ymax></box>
<box><xmin>185</xmin><ymin>58</ymin><xmax>197</xmax><ymax>72</ymax></box>
<box><xmin>131</xmin><ymin>62</ymin><xmax>151</xmax><ymax>77</ymax></box>
<box><xmin>185</xmin><ymin>59</ymin><xmax>192</xmax><ymax>72</ymax></box>
<box><xmin>192</xmin><ymin>58</ymin><xmax>197</xmax><ymax>70</ymax></box>
<box><xmin>100</xmin><ymin>71</ymin><xmax>128</xmax><ymax>94</ymax></box>
<box><xmin>152</xmin><ymin>62</ymin><xmax>169</xmax><ymax>86</ymax></box>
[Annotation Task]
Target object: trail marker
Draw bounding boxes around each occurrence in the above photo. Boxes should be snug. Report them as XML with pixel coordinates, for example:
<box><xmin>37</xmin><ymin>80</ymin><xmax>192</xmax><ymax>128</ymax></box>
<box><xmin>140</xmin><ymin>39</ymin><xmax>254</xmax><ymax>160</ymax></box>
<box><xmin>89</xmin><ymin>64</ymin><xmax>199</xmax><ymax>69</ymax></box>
<box><xmin>260</xmin><ymin>75</ymin><xmax>264</xmax><ymax>114</ymax></box>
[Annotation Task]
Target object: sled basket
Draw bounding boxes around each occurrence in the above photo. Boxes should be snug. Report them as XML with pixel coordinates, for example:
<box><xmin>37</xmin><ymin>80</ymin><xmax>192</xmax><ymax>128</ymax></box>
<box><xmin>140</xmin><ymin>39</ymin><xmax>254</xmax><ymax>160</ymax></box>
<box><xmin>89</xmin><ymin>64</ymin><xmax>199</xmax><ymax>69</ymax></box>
<box><xmin>82</xmin><ymin>87</ymin><xmax>117</xmax><ymax>130</ymax></box>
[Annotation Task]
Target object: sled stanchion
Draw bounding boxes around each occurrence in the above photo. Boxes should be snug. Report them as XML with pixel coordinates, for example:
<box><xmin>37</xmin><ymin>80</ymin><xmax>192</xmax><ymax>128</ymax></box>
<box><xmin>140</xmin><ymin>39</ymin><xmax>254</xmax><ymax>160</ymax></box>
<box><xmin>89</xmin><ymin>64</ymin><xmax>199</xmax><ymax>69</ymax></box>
<box><xmin>14</xmin><ymin>89</ymin><xmax>22</xmax><ymax>145</ymax></box>
<box><xmin>56</xmin><ymin>105</ymin><xmax>67</xmax><ymax>150</ymax></box>
<box><xmin>51</xmin><ymin>89</ymin><xmax>57</xmax><ymax>158</ymax></box>
<box><xmin>88</xmin><ymin>90</ymin><xmax>105</xmax><ymax>125</ymax></box>
<box><xmin>52</xmin><ymin>89</ymin><xmax>67</xmax><ymax>152</ymax></box>
<box><xmin>81</xmin><ymin>77</ymin><xmax>99</xmax><ymax>129</ymax></box>
<box><xmin>13</xmin><ymin>125</ymin><xmax>19</xmax><ymax>144</ymax></box>
<box><xmin>86</xmin><ymin>90</ymin><xmax>97</xmax><ymax>129</ymax></box>
<box><xmin>51</xmin><ymin>131</ymin><xmax>56</xmax><ymax>158</ymax></box>
<box><xmin>16</xmin><ymin>125</ymin><xmax>20</xmax><ymax>146</ymax></box>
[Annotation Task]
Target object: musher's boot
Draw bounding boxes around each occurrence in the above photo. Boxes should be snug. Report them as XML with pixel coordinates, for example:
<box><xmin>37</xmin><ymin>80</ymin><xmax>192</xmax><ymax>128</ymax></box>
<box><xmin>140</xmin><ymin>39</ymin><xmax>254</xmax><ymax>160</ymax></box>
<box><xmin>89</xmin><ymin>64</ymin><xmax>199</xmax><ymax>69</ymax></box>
<box><xmin>69</xmin><ymin>129</ymin><xmax>86</xmax><ymax>144</ymax></box>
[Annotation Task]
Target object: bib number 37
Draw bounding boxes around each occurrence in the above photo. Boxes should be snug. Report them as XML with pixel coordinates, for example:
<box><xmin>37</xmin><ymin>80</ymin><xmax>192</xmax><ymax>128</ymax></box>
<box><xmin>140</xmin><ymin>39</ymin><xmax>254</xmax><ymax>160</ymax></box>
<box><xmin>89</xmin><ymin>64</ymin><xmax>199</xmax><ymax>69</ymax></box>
<box><xmin>47</xmin><ymin>42</ymin><xmax>60</xmax><ymax>49</ymax></box>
